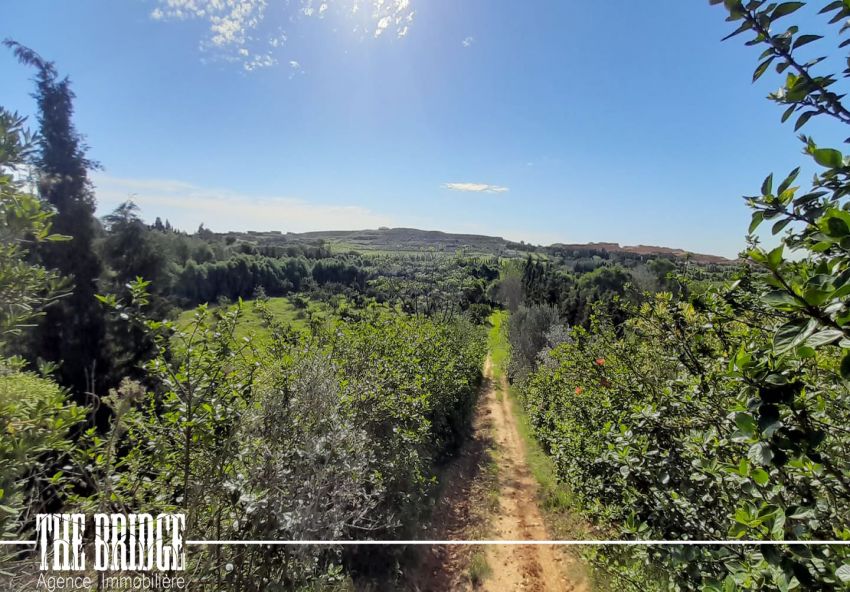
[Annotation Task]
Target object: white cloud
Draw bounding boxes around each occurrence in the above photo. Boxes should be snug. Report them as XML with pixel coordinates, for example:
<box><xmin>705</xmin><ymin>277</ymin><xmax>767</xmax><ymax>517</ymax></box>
<box><xmin>287</xmin><ymin>59</ymin><xmax>303</xmax><ymax>78</ymax></box>
<box><xmin>92</xmin><ymin>173</ymin><xmax>394</xmax><ymax>232</ymax></box>
<box><xmin>374</xmin><ymin>15</ymin><xmax>391</xmax><ymax>37</ymax></box>
<box><xmin>443</xmin><ymin>182</ymin><xmax>509</xmax><ymax>194</ymax></box>
<box><xmin>150</xmin><ymin>0</ymin><xmax>417</xmax><ymax>71</ymax></box>
<box><xmin>243</xmin><ymin>51</ymin><xmax>277</xmax><ymax>71</ymax></box>
<box><xmin>462</xmin><ymin>36</ymin><xmax>474</xmax><ymax>48</ymax></box>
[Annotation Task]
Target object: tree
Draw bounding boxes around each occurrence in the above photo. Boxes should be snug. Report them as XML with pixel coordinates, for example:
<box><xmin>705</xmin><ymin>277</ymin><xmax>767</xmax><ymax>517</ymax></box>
<box><xmin>100</xmin><ymin>201</ymin><xmax>170</xmax><ymax>383</ymax></box>
<box><xmin>5</xmin><ymin>40</ymin><xmax>106</xmax><ymax>398</ymax></box>
<box><xmin>102</xmin><ymin>201</ymin><xmax>168</xmax><ymax>297</ymax></box>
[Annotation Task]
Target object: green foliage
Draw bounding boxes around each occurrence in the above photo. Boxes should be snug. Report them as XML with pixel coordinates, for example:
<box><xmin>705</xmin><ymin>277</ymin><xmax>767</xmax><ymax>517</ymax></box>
<box><xmin>85</xmin><ymin>282</ymin><xmax>486</xmax><ymax>589</ymax></box>
<box><xmin>519</xmin><ymin>254</ymin><xmax>679</xmax><ymax>328</ymax></box>
<box><xmin>0</xmin><ymin>372</ymin><xmax>84</xmax><ymax>552</ymax></box>
<box><xmin>0</xmin><ymin>106</ymin><xmax>83</xmax><ymax>573</ymax></box>
<box><xmin>0</xmin><ymin>108</ymin><xmax>68</xmax><ymax>354</ymax></box>
<box><xmin>506</xmin><ymin>304</ymin><xmax>561</xmax><ymax>381</ymax></box>
<box><xmin>507</xmin><ymin>3</ymin><xmax>850</xmax><ymax>587</ymax></box>
<box><xmin>487</xmin><ymin>310</ymin><xmax>510</xmax><ymax>379</ymax></box>
<box><xmin>174</xmin><ymin>253</ymin><xmax>310</xmax><ymax>305</ymax></box>
<box><xmin>5</xmin><ymin>40</ymin><xmax>106</xmax><ymax>397</ymax></box>
<box><xmin>520</xmin><ymin>290</ymin><xmax>849</xmax><ymax>589</ymax></box>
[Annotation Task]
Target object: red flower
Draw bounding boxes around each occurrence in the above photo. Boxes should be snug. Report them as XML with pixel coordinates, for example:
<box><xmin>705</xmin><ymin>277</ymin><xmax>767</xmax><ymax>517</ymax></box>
<box><xmin>595</xmin><ymin>358</ymin><xmax>605</xmax><ymax>366</ymax></box>
<box><xmin>575</xmin><ymin>386</ymin><xmax>583</xmax><ymax>395</ymax></box>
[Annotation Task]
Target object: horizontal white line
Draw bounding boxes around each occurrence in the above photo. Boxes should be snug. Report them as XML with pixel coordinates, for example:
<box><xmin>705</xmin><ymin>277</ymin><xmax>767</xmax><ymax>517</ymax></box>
<box><xmin>4</xmin><ymin>540</ymin><xmax>850</xmax><ymax>546</ymax></box>
<box><xmin>184</xmin><ymin>540</ymin><xmax>850</xmax><ymax>546</ymax></box>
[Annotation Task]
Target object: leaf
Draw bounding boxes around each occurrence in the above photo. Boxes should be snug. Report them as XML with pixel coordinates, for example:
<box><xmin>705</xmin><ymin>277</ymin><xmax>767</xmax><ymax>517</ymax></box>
<box><xmin>767</xmin><ymin>245</ymin><xmax>784</xmax><ymax>268</ymax></box>
<box><xmin>751</xmin><ymin>468</ymin><xmax>770</xmax><ymax>486</ymax></box>
<box><xmin>735</xmin><ymin>412</ymin><xmax>758</xmax><ymax>436</ymax></box>
<box><xmin>777</xmin><ymin>167</ymin><xmax>800</xmax><ymax>194</ymax></box>
<box><xmin>748</xmin><ymin>442</ymin><xmax>774</xmax><ymax>466</ymax></box>
<box><xmin>822</xmin><ymin>210</ymin><xmax>850</xmax><ymax>238</ymax></box>
<box><xmin>813</xmin><ymin>148</ymin><xmax>844</xmax><ymax>168</ymax></box>
<box><xmin>750</xmin><ymin>211</ymin><xmax>765</xmax><ymax>234</ymax></box>
<box><xmin>836</xmin><ymin>564</ymin><xmax>850</xmax><ymax>583</ymax></box>
<box><xmin>762</xmin><ymin>173</ymin><xmax>773</xmax><ymax>195</ymax></box>
<box><xmin>763</xmin><ymin>290</ymin><xmax>802</xmax><ymax>311</ymax></box>
<box><xmin>806</xmin><ymin>329</ymin><xmax>843</xmax><ymax>348</ymax></box>
<box><xmin>841</xmin><ymin>352</ymin><xmax>850</xmax><ymax>381</ymax></box>
<box><xmin>781</xmin><ymin>105</ymin><xmax>796</xmax><ymax>122</ymax></box>
<box><xmin>819</xmin><ymin>1</ymin><xmax>844</xmax><ymax>14</ymax></box>
<box><xmin>788</xmin><ymin>507</ymin><xmax>815</xmax><ymax>519</ymax></box>
<box><xmin>722</xmin><ymin>20</ymin><xmax>753</xmax><ymax>40</ymax></box>
<box><xmin>771</xmin><ymin>2</ymin><xmax>804</xmax><ymax>20</ymax></box>
<box><xmin>770</xmin><ymin>508</ymin><xmax>786</xmax><ymax>539</ymax></box>
<box><xmin>764</xmin><ymin>374</ymin><xmax>788</xmax><ymax>386</ymax></box>
<box><xmin>724</xmin><ymin>0</ymin><xmax>746</xmax><ymax>19</ymax></box>
<box><xmin>794</xmin><ymin>111</ymin><xmax>815</xmax><ymax>131</ymax></box>
<box><xmin>796</xmin><ymin>345</ymin><xmax>816</xmax><ymax>358</ymax></box>
<box><xmin>754</xmin><ymin>57</ymin><xmax>775</xmax><ymax>82</ymax></box>
<box><xmin>774</xmin><ymin>319</ymin><xmax>816</xmax><ymax>354</ymax></box>
<box><xmin>793</xmin><ymin>34</ymin><xmax>822</xmax><ymax>49</ymax></box>
<box><xmin>772</xmin><ymin>219</ymin><xmax>791</xmax><ymax>235</ymax></box>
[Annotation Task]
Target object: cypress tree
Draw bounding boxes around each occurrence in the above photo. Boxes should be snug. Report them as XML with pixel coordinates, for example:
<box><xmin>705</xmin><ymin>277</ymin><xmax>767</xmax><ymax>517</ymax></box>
<box><xmin>5</xmin><ymin>40</ymin><xmax>106</xmax><ymax>398</ymax></box>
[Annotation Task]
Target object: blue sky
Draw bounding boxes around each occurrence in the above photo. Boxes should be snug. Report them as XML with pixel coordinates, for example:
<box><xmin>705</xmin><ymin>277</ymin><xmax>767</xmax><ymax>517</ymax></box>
<box><xmin>3</xmin><ymin>1</ymin><xmax>845</xmax><ymax>258</ymax></box>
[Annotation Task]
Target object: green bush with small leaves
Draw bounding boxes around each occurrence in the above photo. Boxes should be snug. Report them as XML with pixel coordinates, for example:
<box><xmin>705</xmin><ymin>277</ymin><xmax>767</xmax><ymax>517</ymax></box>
<box><xmin>0</xmin><ymin>373</ymin><xmax>84</xmax><ymax>553</ymax></box>
<box><xmin>84</xmin><ymin>287</ymin><xmax>485</xmax><ymax>590</ymax></box>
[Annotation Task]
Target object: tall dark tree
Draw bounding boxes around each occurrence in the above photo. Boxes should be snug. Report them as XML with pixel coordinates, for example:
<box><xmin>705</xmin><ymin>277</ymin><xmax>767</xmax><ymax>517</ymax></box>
<box><xmin>99</xmin><ymin>200</ymin><xmax>171</xmax><ymax>384</ymax></box>
<box><xmin>5</xmin><ymin>40</ymin><xmax>105</xmax><ymax>398</ymax></box>
<box><xmin>102</xmin><ymin>201</ymin><xmax>167</xmax><ymax>294</ymax></box>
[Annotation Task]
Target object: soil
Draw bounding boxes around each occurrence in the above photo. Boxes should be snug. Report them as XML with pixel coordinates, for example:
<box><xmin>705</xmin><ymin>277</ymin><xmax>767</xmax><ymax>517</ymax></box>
<box><xmin>408</xmin><ymin>357</ymin><xmax>590</xmax><ymax>592</ymax></box>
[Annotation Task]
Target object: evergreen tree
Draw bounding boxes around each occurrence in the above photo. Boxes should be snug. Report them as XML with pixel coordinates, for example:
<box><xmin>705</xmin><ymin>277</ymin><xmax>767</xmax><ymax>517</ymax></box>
<box><xmin>100</xmin><ymin>201</ymin><xmax>170</xmax><ymax>385</ymax></box>
<box><xmin>5</xmin><ymin>40</ymin><xmax>106</xmax><ymax>398</ymax></box>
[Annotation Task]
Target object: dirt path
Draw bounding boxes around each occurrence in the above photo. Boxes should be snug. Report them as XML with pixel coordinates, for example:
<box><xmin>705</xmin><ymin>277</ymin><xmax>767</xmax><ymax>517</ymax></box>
<box><xmin>410</xmin><ymin>356</ymin><xmax>589</xmax><ymax>592</ymax></box>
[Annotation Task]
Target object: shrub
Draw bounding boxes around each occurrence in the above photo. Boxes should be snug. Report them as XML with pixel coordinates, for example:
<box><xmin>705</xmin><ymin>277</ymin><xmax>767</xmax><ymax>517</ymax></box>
<box><xmin>0</xmin><ymin>372</ymin><xmax>84</xmax><ymax>545</ymax></box>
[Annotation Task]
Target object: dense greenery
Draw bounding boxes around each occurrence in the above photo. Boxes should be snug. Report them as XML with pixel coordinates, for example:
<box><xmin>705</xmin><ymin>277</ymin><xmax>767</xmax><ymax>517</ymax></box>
<box><xmin>0</xmin><ymin>41</ymin><xmax>493</xmax><ymax>589</ymax></box>
<box><xmin>7</xmin><ymin>1</ymin><xmax>850</xmax><ymax>589</ymax></box>
<box><xmin>0</xmin><ymin>106</ymin><xmax>84</xmax><ymax>555</ymax></box>
<box><xmin>504</xmin><ymin>2</ymin><xmax>850</xmax><ymax>589</ymax></box>
<box><xmin>77</xmin><ymin>287</ymin><xmax>486</xmax><ymax>589</ymax></box>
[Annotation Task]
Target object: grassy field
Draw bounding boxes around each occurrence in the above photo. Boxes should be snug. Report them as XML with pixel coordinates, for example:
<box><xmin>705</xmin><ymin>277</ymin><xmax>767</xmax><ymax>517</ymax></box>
<box><xmin>175</xmin><ymin>296</ymin><xmax>325</xmax><ymax>342</ymax></box>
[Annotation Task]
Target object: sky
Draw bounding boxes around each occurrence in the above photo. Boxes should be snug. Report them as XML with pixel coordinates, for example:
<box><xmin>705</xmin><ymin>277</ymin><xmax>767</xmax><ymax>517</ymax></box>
<box><xmin>3</xmin><ymin>0</ymin><xmax>847</xmax><ymax>258</ymax></box>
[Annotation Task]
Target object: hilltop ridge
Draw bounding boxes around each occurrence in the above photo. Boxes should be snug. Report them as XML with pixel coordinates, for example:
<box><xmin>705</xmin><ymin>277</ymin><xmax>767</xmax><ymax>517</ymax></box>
<box><xmin>225</xmin><ymin>227</ymin><xmax>733</xmax><ymax>264</ymax></box>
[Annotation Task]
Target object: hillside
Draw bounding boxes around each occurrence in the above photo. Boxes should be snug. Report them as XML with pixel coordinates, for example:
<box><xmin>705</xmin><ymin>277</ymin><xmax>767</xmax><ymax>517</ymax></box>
<box><xmin>549</xmin><ymin>241</ymin><xmax>733</xmax><ymax>265</ymax></box>
<box><xmin>223</xmin><ymin>227</ymin><xmax>733</xmax><ymax>263</ymax></box>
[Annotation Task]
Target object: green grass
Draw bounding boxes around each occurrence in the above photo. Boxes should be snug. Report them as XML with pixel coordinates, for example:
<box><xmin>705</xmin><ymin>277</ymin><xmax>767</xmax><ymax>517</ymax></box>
<box><xmin>175</xmin><ymin>296</ymin><xmax>323</xmax><ymax>342</ymax></box>
<box><xmin>468</xmin><ymin>550</ymin><xmax>492</xmax><ymax>586</ymax></box>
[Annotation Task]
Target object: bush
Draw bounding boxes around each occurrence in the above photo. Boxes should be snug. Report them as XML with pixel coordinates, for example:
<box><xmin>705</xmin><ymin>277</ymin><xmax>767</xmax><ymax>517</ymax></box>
<box><xmin>84</xmin><ymin>291</ymin><xmax>485</xmax><ymax>590</ymax></box>
<box><xmin>506</xmin><ymin>304</ymin><xmax>561</xmax><ymax>381</ymax></box>
<box><xmin>519</xmin><ymin>286</ymin><xmax>850</xmax><ymax>589</ymax></box>
<box><xmin>0</xmin><ymin>372</ymin><xmax>84</xmax><ymax>544</ymax></box>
